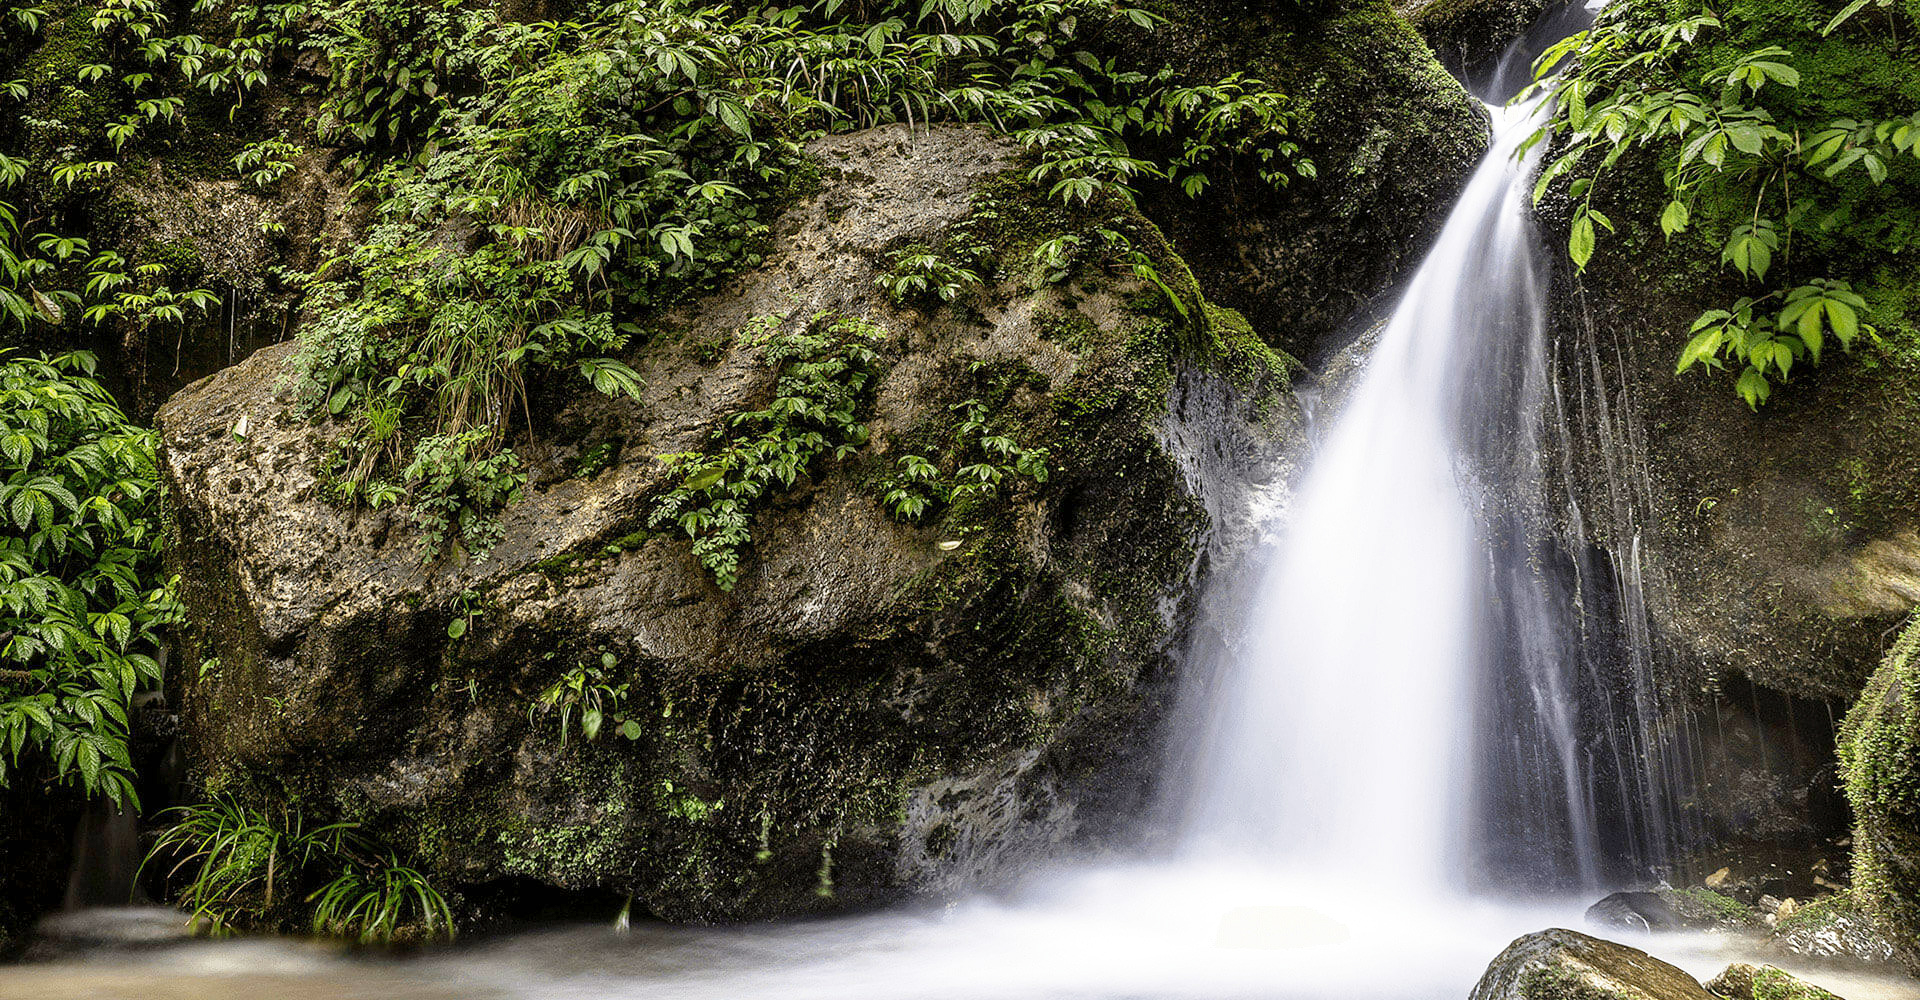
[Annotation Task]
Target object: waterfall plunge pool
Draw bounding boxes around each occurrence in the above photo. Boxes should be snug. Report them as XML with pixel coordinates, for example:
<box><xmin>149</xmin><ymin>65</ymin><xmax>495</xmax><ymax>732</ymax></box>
<box><xmin>3</xmin><ymin>863</ymin><xmax>1913</xmax><ymax>1000</ymax></box>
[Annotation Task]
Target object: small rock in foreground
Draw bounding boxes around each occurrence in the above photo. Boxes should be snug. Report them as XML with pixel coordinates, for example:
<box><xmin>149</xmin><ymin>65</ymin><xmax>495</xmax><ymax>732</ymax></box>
<box><xmin>1470</xmin><ymin>928</ymin><xmax>1719</xmax><ymax>1000</ymax></box>
<box><xmin>1704</xmin><ymin>963</ymin><xmax>1844</xmax><ymax>1000</ymax></box>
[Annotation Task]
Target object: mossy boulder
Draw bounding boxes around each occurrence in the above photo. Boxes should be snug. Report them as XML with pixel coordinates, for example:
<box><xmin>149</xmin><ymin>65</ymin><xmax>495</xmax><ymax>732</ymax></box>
<box><xmin>1121</xmin><ymin>0</ymin><xmax>1490</xmax><ymax>361</ymax></box>
<box><xmin>1470</xmin><ymin>929</ymin><xmax>1721</xmax><ymax>1000</ymax></box>
<box><xmin>1704</xmin><ymin>964</ymin><xmax>1843</xmax><ymax>1000</ymax></box>
<box><xmin>157</xmin><ymin>125</ymin><xmax>1298</xmax><ymax>923</ymax></box>
<box><xmin>1837</xmin><ymin>616</ymin><xmax>1920</xmax><ymax>970</ymax></box>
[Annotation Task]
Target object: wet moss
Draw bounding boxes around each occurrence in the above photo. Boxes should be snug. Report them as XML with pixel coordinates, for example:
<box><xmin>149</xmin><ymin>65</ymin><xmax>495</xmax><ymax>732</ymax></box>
<box><xmin>1836</xmin><ymin>613</ymin><xmax>1920</xmax><ymax>970</ymax></box>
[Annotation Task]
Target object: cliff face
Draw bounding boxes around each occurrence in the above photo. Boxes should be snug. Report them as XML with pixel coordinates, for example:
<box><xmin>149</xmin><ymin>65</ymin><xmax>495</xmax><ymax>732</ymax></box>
<box><xmin>1131</xmin><ymin>0</ymin><xmax>1491</xmax><ymax>363</ymax></box>
<box><xmin>159</xmin><ymin>125</ymin><xmax>1299</xmax><ymax>920</ymax></box>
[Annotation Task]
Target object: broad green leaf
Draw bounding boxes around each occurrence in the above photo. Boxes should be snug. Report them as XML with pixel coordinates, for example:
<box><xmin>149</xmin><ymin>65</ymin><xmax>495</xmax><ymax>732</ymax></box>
<box><xmin>1569</xmin><ymin>214</ymin><xmax>1597</xmax><ymax>269</ymax></box>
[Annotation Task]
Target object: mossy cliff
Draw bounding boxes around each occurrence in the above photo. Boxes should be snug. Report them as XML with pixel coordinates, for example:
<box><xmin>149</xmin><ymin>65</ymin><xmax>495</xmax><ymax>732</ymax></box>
<box><xmin>1838</xmin><ymin>614</ymin><xmax>1920</xmax><ymax>971</ymax></box>
<box><xmin>1118</xmin><ymin>0</ymin><xmax>1490</xmax><ymax>361</ymax></box>
<box><xmin>1534</xmin><ymin>0</ymin><xmax>1920</xmax><ymax>957</ymax></box>
<box><xmin>158</xmin><ymin>126</ymin><xmax>1299</xmax><ymax>921</ymax></box>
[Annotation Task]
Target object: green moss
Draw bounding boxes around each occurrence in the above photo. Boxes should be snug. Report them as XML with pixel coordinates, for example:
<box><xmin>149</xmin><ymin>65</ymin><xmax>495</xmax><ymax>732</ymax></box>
<box><xmin>1518</xmin><ymin>965</ymin><xmax>1616</xmax><ymax>1000</ymax></box>
<box><xmin>1666</xmin><ymin>886</ymin><xmax>1759</xmax><ymax>927</ymax></box>
<box><xmin>1837</xmin><ymin>614</ymin><xmax>1920</xmax><ymax>968</ymax></box>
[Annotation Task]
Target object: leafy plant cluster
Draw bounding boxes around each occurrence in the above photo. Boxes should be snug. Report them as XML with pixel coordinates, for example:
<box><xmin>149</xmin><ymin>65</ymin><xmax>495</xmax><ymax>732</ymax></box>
<box><xmin>649</xmin><ymin>312</ymin><xmax>884</xmax><ymax>590</ymax></box>
<box><xmin>1527</xmin><ymin>0</ymin><xmax>1919</xmax><ymax>408</ymax></box>
<box><xmin>529</xmin><ymin>651</ymin><xmax>642</xmax><ymax>744</ymax></box>
<box><xmin>0</xmin><ymin>0</ymin><xmax>279</xmax><ymax>365</ymax></box>
<box><xmin>0</xmin><ymin>351</ymin><xmax>177</xmax><ymax>806</ymax></box>
<box><xmin>145</xmin><ymin>795</ymin><xmax>454</xmax><ymax>942</ymax></box>
<box><xmin>282</xmin><ymin>0</ymin><xmax>1315</xmax><ymax>554</ymax></box>
<box><xmin>880</xmin><ymin>395</ymin><xmax>1050</xmax><ymax>524</ymax></box>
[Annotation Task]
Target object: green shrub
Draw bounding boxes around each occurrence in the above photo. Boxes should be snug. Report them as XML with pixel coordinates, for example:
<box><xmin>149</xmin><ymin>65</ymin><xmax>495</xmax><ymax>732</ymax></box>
<box><xmin>146</xmin><ymin>796</ymin><xmax>454</xmax><ymax>942</ymax></box>
<box><xmin>0</xmin><ymin>351</ymin><xmax>177</xmax><ymax>806</ymax></box>
<box><xmin>1528</xmin><ymin>0</ymin><xmax>1920</xmax><ymax>408</ymax></box>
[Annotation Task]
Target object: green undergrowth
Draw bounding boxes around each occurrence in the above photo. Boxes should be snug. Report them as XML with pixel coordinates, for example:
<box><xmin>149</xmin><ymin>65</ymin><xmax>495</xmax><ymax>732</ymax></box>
<box><xmin>144</xmin><ymin>794</ymin><xmax>454</xmax><ymax>943</ymax></box>
<box><xmin>1529</xmin><ymin>0</ymin><xmax>1920</xmax><ymax>408</ymax></box>
<box><xmin>649</xmin><ymin>313</ymin><xmax>885</xmax><ymax>590</ymax></box>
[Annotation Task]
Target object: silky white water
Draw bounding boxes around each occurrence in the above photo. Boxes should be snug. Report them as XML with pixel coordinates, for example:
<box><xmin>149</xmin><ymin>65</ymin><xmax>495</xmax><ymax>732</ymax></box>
<box><xmin>1178</xmin><ymin>96</ymin><xmax>1552</xmax><ymax>895</ymax></box>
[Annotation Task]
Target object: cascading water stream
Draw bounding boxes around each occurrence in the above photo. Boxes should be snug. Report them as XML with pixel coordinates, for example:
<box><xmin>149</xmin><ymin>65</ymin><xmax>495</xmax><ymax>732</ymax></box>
<box><xmin>1178</xmin><ymin>93</ymin><xmax>1570</xmax><ymax>893</ymax></box>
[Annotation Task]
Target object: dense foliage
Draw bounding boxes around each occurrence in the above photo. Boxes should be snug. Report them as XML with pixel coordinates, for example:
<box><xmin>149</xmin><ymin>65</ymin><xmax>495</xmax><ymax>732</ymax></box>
<box><xmin>289</xmin><ymin>0</ymin><xmax>1313</xmax><ymax>554</ymax></box>
<box><xmin>0</xmin><ymin>351</ymin><xmax>176</xmax><ymax>806</ymax></box>
<box><xmin>1528</xmin><ymin>0</ymin><xmax>1920</xmax><ymax>408</ymax></box>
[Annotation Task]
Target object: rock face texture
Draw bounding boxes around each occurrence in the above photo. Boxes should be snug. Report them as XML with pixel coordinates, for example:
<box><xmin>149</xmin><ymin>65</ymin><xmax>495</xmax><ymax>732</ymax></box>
<box><xmin>1403</xmin><ymin>0</ymin><xmax>1560</xmax><ymax>90</ymax></box>
<box><xmin>1470</xmin><ymin>929</ymin><xmax>1719</xmax><ymax>1000</ymax></box>
<box><xmin>159</xmin><ymin>125</ymin><xmax>1296</xmax><ymax>920</ymax></box>
<box><xmin>1124</xmin><ymin>0</ymin><xmax>1490</xmax><ymax>362</ymax></box>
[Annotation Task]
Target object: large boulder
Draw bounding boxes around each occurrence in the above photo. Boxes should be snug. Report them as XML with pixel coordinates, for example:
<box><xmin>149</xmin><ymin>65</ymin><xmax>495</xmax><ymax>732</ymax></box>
<box><xmin>1836</xmin><ymin>617</ymin><xmax>1920</xmax><ymax>970</ymax></box>
<box><xmin>1470</xmin><ymin>929</ymin><xmax>1720</xmax><ymax>1000</ymax></box>
<box><xmin>158</xmin><ymin>125</ymin><xmax>1297</xmax><ymax>921</ymax></box>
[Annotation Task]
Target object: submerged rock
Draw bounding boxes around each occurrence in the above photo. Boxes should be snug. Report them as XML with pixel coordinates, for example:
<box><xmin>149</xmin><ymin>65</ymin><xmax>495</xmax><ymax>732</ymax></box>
<box><xmin>159</xmin><ymin>125</ymin><xmax>1298</xmax><ymax>922</ymax></box>
<box><xmin>1586</xmin><ymin>886</ymin><xmax>1764</xmax><ymax>934</ymax></box>
<box><xmin>1585</xmin><ymin>891</ymin><xmax>1687</xmax><ymax>933</ymax></box>
<box><xmin>1470</xmin><ymin>928</ymin><xmax>1720</xmax><ymax>1000</ymax></box>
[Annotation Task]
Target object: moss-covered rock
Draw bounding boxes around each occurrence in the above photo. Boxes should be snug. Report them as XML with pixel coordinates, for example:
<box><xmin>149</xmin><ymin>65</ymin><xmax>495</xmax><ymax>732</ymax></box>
<box><xmin>158</xmin><ymin>125</ymin><xmax>1299</xmax><ymax>924</ymax></box>
<box><xmin>1837</xmin><ymin>616</ymin><xmax>1920</xmax><ymax>970</ymax></box>
<box><xmin>1120</xmin><ymin>0</ymin><xmax>1490</xmax><ymax>361</ymax></box>
<box><xmin>1704</xmin><ymin>964</ymin><xmax>1842</xmax><ymax>1000</ymax></box>
<box><xmin>1470</xmin><ymin>929</ymin><xmax>1721</xmax><ymax>1000</ymax></box>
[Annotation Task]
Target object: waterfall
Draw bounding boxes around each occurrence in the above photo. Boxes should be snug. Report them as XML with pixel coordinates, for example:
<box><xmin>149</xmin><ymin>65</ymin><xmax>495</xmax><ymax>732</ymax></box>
<box><xmin>1176</xmin><ymin>96</ymin><xmax>1557</xmax><ymax>893</ymax></box>
<box><xmin>1173</xmin><ymin>0</ymin><xmax>1696</xmax><ymax>897</ymax></box>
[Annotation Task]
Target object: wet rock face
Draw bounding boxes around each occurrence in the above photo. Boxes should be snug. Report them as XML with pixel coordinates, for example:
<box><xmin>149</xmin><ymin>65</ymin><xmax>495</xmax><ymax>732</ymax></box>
<box><xmin>1550</xmin><ymin>170</ymin><xmax>1920</xmax><ymax>707</ymax></box>
<box><xmin>1404</xmin><ymin>0</ymin><xmax>1557</xmax><ymax>89</ymax></box>
<box><xmin>159</xmin><ymin>125</ymin><xmax>1298</xmax><ymax>921</ymax></box>
<box><xmin>1470</xmin><ymin>929</ymin><xmax>1720</xmax><ymax>1000</ymax></box>
<box><xmin>1120</xmin><ymin>0</ymin><xmax>1489</xmax><ymax>363</ymax></box>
